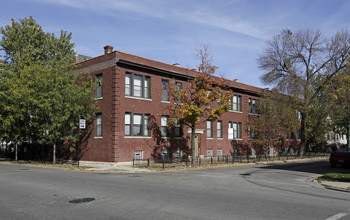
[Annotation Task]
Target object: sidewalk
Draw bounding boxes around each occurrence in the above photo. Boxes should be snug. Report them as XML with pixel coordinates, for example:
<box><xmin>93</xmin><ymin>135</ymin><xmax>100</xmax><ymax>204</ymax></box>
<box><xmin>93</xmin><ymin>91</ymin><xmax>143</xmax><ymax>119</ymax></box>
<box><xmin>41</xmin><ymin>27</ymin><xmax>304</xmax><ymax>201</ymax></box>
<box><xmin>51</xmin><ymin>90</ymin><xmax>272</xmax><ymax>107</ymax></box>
<box><xmin>319</xmin><ymin>181</ymin><xmax>350</xmax><ymax>192</ymax></box>
<box><xmin>84</xmin><ymin>165</ymin><xmax>154</xmax><ymax>173</ymax></box>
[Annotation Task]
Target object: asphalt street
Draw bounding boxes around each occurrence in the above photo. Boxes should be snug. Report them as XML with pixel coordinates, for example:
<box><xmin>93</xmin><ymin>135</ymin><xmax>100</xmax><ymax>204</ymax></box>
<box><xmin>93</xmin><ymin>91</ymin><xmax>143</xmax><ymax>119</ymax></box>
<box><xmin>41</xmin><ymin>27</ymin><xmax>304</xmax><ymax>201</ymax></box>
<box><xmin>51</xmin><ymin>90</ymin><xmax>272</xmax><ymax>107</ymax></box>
<box><xmin>0</xmin><ymin>160</ymin><xmax>349</xmax><ymax>220</ymax></box>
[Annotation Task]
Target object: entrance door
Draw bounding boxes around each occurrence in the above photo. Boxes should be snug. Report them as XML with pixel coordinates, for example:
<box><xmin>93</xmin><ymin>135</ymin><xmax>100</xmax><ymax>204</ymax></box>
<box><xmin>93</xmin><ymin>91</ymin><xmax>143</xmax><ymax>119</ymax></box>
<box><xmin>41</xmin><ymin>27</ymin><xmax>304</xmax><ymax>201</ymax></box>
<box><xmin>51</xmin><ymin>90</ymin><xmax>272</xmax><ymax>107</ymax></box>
<box><xmin>194</xmin><ymin>135</ymin><xmax>199</xmax><ymax>158</ymax></box>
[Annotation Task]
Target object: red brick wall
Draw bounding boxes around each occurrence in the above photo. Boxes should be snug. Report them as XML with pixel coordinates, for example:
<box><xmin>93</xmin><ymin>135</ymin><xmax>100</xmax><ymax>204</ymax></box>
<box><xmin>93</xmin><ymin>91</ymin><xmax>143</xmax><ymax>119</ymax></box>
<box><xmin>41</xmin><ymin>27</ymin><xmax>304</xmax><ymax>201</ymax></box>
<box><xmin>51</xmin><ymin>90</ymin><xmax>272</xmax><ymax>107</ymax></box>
<box><xmin>76</xmin><ymin>49</ymin><xmax>263</xmax><ymax>162</ymax></box>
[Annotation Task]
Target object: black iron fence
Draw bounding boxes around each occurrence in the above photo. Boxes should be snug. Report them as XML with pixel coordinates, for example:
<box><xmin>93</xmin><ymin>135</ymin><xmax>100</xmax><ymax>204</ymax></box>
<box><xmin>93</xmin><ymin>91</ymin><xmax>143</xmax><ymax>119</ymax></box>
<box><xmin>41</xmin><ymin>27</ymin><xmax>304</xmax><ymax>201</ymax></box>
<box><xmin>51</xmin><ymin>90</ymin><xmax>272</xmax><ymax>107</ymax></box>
<box><xmin>133</xmin><ymin>152</ymin><xmax>329</xmax><ymax>169</ymax></box>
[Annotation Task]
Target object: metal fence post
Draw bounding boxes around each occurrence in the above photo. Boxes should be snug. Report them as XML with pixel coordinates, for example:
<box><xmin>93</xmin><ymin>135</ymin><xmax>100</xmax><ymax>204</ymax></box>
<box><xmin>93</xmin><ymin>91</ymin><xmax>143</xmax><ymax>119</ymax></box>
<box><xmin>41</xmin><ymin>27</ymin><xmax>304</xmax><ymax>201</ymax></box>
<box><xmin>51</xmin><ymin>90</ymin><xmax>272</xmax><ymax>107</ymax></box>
<box><xmin>247</xmin><ymin>154</ymin><xmax>249</xmax><ymax>163</ymax></box>
<box><xmin>162</xmin><ymin>159</ymin><xmax>165</xmax><ymax>169</ymax></box>
<box><xmin>147</xmin><ymin>158</ymin><xmax>150</xmax><ymax>167</ymax></box>
<box><xmin>211</xmin><ymin>157</ymin><xmax>213</xmax><ymax>165</ymax></box>
<box><xmin>133</xmin><ymin>159</ymin><xmax>135</xmax><ymax>167</ymax></box>
<box><xmin>226</xmin><ymin>155</ymin><xmax>228</xmax><ymax>163</ymax></box>
<box><xmin>199</xmin><ymin>157</ymin><xmax>201</xmax><ymax>166</ymax></box>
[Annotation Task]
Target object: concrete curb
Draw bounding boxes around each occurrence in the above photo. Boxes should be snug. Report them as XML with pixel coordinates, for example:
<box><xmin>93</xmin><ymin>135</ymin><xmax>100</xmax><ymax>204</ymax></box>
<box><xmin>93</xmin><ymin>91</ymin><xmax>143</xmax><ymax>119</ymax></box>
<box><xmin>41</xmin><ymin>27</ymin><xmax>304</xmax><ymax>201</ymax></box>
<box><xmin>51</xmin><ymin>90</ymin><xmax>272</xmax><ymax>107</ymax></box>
<box><xmin>323</xmin><ymin>186</ymin><xmax>350</xmax><ymax>193</ymax></box>
<box><xmin>319</xmin><ymin>181</ymin><xmax>350</xmax><ymax>193</ymax></box>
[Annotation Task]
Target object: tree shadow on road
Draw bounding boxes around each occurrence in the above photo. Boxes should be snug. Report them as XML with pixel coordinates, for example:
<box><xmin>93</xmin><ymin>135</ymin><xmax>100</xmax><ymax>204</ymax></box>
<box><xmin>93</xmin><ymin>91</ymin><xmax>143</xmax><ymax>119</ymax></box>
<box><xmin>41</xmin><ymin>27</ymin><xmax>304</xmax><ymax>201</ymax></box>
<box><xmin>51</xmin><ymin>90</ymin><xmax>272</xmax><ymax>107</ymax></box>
<box><xmin>257</xmin><ymin>160</ymin><xmax>350</xmax><ymax>175</ymax></box>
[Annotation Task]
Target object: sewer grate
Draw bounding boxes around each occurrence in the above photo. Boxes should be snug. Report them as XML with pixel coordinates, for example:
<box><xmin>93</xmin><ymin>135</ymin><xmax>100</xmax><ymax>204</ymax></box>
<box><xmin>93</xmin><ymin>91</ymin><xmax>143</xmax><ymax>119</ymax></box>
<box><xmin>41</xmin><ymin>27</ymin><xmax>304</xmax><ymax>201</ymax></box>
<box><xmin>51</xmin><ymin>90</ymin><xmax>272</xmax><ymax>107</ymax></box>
<box><xmin>69</xmin><ymin>198</ymin><xmax>95</xmax><ymax>204</ymax></box>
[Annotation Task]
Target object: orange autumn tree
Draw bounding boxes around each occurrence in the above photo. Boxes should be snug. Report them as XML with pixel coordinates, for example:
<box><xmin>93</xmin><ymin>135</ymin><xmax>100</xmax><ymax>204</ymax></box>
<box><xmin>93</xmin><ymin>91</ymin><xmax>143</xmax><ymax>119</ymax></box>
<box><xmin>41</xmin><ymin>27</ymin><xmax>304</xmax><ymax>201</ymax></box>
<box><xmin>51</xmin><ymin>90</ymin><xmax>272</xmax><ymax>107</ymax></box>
<box><xmin>167</xmin><ymin>46</ymin><xmax>232</xmax><ymax>163</ymax></box>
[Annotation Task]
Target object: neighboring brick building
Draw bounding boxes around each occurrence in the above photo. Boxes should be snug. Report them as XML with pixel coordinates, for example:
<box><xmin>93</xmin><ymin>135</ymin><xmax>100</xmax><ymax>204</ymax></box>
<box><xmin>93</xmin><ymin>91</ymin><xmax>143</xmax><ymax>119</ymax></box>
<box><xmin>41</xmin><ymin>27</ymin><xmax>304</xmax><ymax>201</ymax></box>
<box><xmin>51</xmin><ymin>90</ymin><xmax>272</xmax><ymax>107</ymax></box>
<box><xmin>75</xmin><ymin>45</ymin><xmax>265</xmax><ymax>164</ymax></box>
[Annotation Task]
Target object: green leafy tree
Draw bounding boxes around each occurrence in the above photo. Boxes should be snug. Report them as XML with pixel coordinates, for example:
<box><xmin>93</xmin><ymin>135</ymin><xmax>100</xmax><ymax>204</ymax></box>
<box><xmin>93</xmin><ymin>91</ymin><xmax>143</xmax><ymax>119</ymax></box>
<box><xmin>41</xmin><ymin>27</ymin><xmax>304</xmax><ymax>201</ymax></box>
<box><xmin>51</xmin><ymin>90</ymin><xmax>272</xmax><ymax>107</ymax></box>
<box><xmin>0</xmin><ymin>16</ymin><xmax>74</xmax><ymax>70</ymax></box>
<box><xmin>167</xmin><ymin>46</ymin><xmax>232</xmax><ymax>163</ymax></box>
<box><xmin>0</xmin><ymin>17</ymin><xmax>96</xmax><ymax>163</ymax></box>
<box><xmin>258</xmin><ymin>29</ymin><xmax>350</xmax><ymax>155</ymax></box>
<box><xmin>323</xmin><ymin>67</ymin><xmax>350</xmax><ymax>148</ymax></box>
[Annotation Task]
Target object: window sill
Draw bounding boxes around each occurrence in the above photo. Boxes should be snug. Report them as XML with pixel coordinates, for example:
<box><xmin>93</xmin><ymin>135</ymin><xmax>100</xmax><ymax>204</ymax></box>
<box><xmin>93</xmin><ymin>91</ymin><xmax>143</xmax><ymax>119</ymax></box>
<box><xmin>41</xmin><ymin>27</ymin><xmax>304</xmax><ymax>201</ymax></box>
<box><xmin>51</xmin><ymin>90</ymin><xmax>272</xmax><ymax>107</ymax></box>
<box><xmin>229</xmin><ymin>110</ymin><xmax>242</xmax><ymax>113</ymax></box>
<box><xmin>125</xmin><ymin>96</ymin><xmax>152</xmax><ymax>101</ymax></box>
<box><xmin>207</xmin><ymin>137</ymin><xmax>214</xmax><ymax>140</ymax></box>
<box><xmin>229</xmin><ymin>138</ymin><xmax>242</xmax><ymax>141</ymax></box>
<box><xmin>94</xmin><ymin>136</ymin><xmax>103</xmax><ymax>139</ymax></box>
<box><xmin>124</xmin><ymin>136</ymin><xmax>152</xmax><ymax>139</ymax></box>
<box><xmin>217</xmin><ymin>138</ymin><xmax>223</xmax><ymax>140</ymax></box>
<box><xmin>161</xmin><ymin>137</ymin><xmax>183</xmax><ymax>139</ymax></box>
<box><xmin>95</xmin><ymin>97</ymin><xmax>103</xmax><ymax>100</ymax></box>
<box><xmin>161</xmin><ymin>101</ymin><xmax>170</xmax><ymax>104</ymax></box>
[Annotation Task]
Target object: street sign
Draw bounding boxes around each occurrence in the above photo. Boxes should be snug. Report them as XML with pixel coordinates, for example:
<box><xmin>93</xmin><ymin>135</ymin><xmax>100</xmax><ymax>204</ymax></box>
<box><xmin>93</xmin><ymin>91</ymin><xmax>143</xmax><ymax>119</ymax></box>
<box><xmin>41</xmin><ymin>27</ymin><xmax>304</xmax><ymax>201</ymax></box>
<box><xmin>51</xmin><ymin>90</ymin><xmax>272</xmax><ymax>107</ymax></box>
<box><xmin>79</xmin><ymin>119</ymin><xmax>86</xmax><ymax>129</ymax></box>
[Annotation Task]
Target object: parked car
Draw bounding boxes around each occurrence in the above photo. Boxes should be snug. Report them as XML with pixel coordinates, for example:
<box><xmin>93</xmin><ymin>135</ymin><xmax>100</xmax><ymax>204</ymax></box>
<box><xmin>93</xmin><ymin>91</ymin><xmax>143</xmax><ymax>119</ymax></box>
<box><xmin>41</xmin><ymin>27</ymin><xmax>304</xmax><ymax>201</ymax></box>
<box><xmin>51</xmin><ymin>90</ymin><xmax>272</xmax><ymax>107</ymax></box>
<box><xmin>329</xmin><ymin>148</ymin><xmax>350</xmax><ymax>167</ymax></box>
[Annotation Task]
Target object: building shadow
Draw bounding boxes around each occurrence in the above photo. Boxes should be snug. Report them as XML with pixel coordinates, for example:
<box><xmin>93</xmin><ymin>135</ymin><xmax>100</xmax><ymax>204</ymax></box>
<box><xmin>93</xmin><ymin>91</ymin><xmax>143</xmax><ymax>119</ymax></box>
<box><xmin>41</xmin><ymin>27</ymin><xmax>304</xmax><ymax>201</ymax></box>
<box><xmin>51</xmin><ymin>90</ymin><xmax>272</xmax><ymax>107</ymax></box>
<box><xmin>148</xmin><ymin>115</ymin><xmax>190</xmax><ymax>161</ymax></box>
<box><xmin>257</xmin><ymin>160</ymin><xmax>349</xmax><ymax>175</ymax></box>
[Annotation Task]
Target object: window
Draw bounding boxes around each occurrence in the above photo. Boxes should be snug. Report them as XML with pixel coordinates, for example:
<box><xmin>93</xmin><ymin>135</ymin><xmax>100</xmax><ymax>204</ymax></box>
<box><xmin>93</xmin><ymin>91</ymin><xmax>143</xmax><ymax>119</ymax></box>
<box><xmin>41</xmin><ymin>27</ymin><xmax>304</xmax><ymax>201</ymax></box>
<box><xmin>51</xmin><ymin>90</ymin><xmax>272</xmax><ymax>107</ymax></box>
<box><xmin>207</xmin><ymin>120</ymin><xmax>213</xmax><ymax>138</ymax></box>
<box><xmin>95</xmin><ymin>113</ymin><xmax>102</xmax><ymax>137</ymax></box>
<box><xmin>96</xmin><ymin>74</ymin><xmax>103</xmax><ymax>98</ymax></box>
<box><xmin>175</xmin><ymin>82</ymin><xmax>182</xmax><ymax>91</ymax></box>
<box><xmin>217</xmin><ymin>149</ymin><xmax>223</xmax><ymax>157</ymax></box>
<box><xmin>231</xmin><ymin>95</ymin><xmax>242</xmax><ymax>112</ymax></box>
<box><xmin>217</xmin><ymin>121</ymin><xmax>222</xmax><ymax>138</ymax></box>
<box><xmin>125</xmin><ymin>113</ymin><xmax>150</xmax><ymax>136</ymax></box>
<box><xmin>161</xmin><ymin>116</ymin><xmax>169</xmax><ymax>137</ymax></box>
<box><xmin>228</xmin><ymin>122</ymin><xmax>241</xmax><ymax>140</ymax></box>
<box><xmin>207</xmin><ymin>149</ymin><xmax>213</xmax><ymax>157</ymax></box>
<box><xmin>174</xmin><ymin>123</ymin><xmax>183</xmax><ymax>138</ymax></box>
<box><xmin>175</xmin><ymin>150</ymin><xmax>183</xmax><ymax>159</ymax></box>
<box><xmin>248</xmin><ymin>127</ymin><xmax>258</xmax><ymax>139</ymax></box>
<box><xmin>161</xmin><ymin>150</ymin><xmax>169</xmax><ymax>160</ymax></box>
<box><xmin>125</xmin><ymin>73</ymin><xmax>150</xmax><ymax>99</ymax></box>
<box><xmin>249</xmin><ymin>98</ymin><xmax>259</xmax><ymax>114</ymax></box>
<box><xmin>161</xmin><ymin>79</ymin><xmax>169</xmax><ymax>102</ymax></box>
<box><xmin>174</xmin><ymin>82</ymin><xmax>182</xmax><ymax>104</ymax></box>
<box><xmin>134</xmin><ymin>150</ymin><xmax>143</xmax><ymax>160</ymax></box>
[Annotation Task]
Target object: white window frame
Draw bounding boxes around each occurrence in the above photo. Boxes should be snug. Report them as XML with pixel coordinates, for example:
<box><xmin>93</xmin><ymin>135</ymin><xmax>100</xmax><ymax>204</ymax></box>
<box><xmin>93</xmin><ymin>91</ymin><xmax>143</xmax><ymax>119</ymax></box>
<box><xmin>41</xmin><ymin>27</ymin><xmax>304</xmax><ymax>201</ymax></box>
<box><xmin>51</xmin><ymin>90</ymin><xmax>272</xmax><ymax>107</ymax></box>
<box><xmin>95</xmin><ymin>74</ymin><xmax>103</xmax><ymax>98</ymax></box>
<box><xmin>161</xmin><ymin>116</ymin><xmax>169</xmax><ymax>137</ymax></box>
<box><xmin>134</xmin><ymin>150</ymin><xmax>143</xmax><ymax>160</ymax></box>
<box><xmin>125</xmin><ymin>112</ymin><xmax>150</xmax><ymax>137</ymax></box>
<box><xmin>231</xmin><ymin>95</ymin><xmax>242</xmax><ymax>112</ymax></box>
<box><xmin>125</xmin><ymin>73</ymin><xmax>150</xmax><ymax>99</ymax></box>
<box><xmin>161</xmin><ymin>79</ymin><xmax>169</xmax><ymax>102</ymax></box>
<box><xmin>95</xmin><ymin>113</ymin><xmax>102</xmax><ymax>137</ymax></box>
<box><xmin>217</xmin><ymin>121</ymin><xmax>223</xmax><ymax>138</ymax></box>
<box><xmin>207</xmin><ymin>149</ymin><xmax>213</xmax><ymax>157</ymax></box>
<box><xmin>207</xmin><ymin>120</ymin><xmax>213</xmax><ymax>138</ymax></box>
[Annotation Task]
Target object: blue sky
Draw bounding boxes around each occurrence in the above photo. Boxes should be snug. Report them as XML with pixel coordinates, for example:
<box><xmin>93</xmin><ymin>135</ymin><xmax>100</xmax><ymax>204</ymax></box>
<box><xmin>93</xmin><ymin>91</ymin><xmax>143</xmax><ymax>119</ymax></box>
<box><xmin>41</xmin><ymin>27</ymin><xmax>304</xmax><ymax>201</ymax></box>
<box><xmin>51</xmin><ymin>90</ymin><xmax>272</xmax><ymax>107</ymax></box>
<box><xmin>1</xmin><ymin>0</ymin><xmax>350</xmax><ymax>88</ymax></box>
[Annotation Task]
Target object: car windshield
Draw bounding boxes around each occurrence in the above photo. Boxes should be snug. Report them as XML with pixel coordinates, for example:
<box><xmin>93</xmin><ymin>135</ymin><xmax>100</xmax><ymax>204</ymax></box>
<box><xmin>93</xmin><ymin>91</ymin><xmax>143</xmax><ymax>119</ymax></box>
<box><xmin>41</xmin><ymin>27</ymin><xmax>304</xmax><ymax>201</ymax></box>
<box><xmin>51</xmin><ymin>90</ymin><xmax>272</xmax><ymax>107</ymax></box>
<box><xmin>336</xmin><ymin>148</ymin><xmax>350</xmax><ymax>153</ymax></box>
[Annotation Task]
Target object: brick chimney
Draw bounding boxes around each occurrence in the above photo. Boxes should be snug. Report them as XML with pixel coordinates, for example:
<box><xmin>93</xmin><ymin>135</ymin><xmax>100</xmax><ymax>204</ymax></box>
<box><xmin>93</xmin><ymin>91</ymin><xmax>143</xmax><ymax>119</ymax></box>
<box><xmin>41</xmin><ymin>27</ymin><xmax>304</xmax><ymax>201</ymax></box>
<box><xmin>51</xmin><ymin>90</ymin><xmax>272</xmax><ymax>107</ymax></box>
<box><xmin>104</xmin><ymin>45</ymin><xmax>114</xmax><ymax>55</ymax></box>
<box><xmin>73</xmin><ymin>54</ymin><xmax>78</xmax><ymax>63</ymax></box>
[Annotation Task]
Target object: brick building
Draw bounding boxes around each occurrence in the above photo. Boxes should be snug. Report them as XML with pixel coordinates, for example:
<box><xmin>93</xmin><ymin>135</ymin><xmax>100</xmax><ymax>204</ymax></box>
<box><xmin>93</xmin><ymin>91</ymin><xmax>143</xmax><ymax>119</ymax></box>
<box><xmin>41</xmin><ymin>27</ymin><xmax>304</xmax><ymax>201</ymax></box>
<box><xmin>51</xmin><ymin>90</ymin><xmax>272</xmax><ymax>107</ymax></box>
<box><xmin>75</xmin><ymin>45</ymin><xmax>265</xmax><ymax>164</ymax></box>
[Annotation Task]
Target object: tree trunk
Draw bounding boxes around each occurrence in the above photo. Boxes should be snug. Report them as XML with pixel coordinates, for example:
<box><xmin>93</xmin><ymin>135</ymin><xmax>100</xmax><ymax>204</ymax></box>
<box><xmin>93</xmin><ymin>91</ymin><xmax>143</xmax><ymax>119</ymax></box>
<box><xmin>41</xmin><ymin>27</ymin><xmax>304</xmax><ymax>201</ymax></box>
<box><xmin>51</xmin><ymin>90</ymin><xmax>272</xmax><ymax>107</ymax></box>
<box><xmin>15</xmin><ymin>142</ymin><xmax>18</xmax><ymax>162</ymax></box>
<box><xmin>53</xmin><ymin>143</ymin><xmax>56</xmax><ymax>164</ymax></box>
<box><xmin>191</xmin><ymin>124</ymin><xmax>196</xmax><ymax>164</ymax></box>
<box><xmin>348</xmin><ymin>120</ymin><xmax>350</xmax><ymax>148</ymax></box>
<box><xmin>298</xmin><ymin>112</ymin><xmax>307</xmax><ymax>156</ymax></box>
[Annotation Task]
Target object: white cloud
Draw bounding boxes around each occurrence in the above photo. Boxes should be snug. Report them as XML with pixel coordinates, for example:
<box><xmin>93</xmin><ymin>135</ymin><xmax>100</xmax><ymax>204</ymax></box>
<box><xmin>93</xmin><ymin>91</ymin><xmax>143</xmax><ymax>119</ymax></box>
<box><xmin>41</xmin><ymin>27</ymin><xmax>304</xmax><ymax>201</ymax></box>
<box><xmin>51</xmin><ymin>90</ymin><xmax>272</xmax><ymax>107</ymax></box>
<box><xmin>35</xmin><ymin>0</ymin><xmax>276</xmax><ymax>39</ymax></box>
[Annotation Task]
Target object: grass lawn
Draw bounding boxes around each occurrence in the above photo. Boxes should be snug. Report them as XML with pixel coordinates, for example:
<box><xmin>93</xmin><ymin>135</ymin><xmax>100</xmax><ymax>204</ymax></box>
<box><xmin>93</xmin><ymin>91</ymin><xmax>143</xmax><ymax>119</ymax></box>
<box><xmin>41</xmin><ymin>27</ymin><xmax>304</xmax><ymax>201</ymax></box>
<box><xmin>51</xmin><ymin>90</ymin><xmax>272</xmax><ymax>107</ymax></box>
<box><xmin>317</xmin><ymin>173</ymin><xmax>350</xmax><ymax>183</ymax></box>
